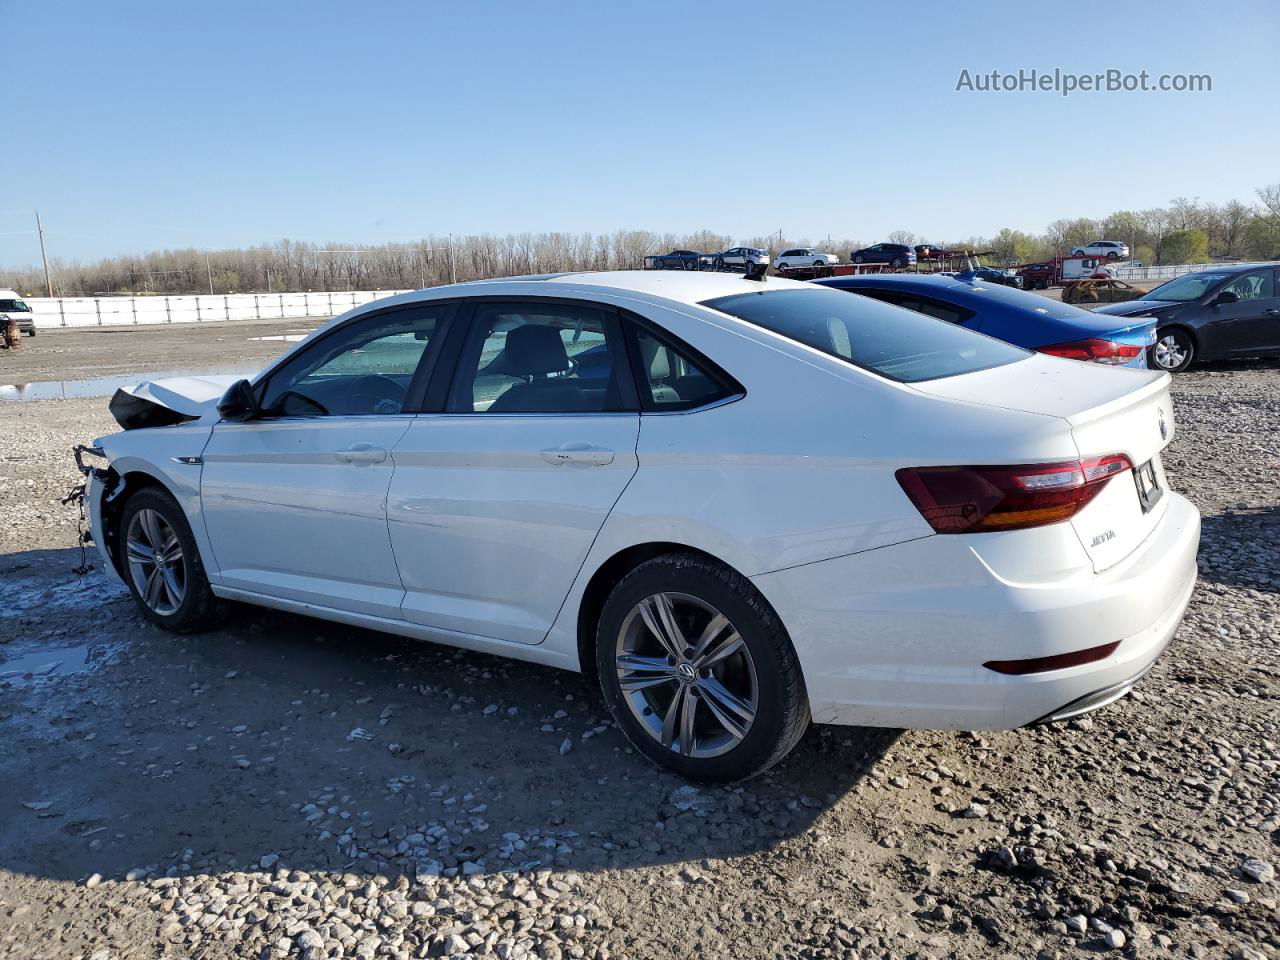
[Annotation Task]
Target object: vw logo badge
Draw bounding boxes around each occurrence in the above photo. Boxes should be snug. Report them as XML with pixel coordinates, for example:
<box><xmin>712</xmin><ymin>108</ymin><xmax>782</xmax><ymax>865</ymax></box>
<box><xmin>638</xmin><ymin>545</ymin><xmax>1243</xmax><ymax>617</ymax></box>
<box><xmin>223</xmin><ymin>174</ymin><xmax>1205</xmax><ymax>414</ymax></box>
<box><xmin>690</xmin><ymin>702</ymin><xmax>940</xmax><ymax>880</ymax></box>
<box><xmin>676</xmin><ymin>662</ymin><xmax>697</xmax><ymax>684</ymax></box>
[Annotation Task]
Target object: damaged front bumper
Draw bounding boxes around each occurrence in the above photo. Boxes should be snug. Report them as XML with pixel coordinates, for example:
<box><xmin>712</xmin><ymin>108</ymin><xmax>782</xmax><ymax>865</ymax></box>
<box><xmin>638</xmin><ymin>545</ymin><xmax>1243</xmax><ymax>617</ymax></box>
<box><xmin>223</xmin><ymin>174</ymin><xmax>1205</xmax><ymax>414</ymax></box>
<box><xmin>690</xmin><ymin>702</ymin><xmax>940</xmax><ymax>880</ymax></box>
<box><xmin>71</xmin><ymin>444</ymin><xmax>126</xmax><ymax>586</ymax></box>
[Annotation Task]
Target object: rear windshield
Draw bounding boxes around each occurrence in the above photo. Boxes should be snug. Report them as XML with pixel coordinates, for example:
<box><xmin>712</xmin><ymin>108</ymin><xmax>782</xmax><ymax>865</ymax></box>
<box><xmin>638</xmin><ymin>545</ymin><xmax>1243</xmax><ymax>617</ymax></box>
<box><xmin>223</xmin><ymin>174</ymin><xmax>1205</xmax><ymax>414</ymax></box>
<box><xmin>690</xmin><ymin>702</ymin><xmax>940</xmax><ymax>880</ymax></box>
<box><xmin>702</xmin><ymin>287</ymin><xmax>1027</xmax><ymax>383</ymax></box>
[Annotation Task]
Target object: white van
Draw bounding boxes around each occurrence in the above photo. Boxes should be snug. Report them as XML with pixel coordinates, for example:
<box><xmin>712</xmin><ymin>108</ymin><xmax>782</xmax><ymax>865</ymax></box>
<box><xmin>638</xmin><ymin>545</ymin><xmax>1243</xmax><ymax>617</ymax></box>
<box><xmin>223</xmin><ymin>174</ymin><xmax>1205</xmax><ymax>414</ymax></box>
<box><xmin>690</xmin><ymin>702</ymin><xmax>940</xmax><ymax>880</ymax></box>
<box><xmin>0</xmin><ymin>290</ymin><xmax>35</xmax><ymax>336</ymax></box>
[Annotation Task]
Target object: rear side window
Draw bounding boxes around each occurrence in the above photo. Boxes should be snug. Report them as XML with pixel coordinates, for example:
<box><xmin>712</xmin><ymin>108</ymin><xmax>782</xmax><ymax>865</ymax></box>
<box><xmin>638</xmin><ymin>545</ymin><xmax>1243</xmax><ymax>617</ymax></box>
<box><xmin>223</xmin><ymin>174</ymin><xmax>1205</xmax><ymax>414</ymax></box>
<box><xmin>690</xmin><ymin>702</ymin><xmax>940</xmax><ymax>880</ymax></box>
<box><xmin>628</xmin><ymin>325</ymin><xmax>735</xmax><ymax>411</ymax></box>
<box><xmin>702</xmin><ymin>287</ymin><xmax>1026</xmax><ymax>383</ymax></box>
<box><xmin>849</xmin><ymin>289</ymin><xmax>976</xmax><ymax>326</ymax></box>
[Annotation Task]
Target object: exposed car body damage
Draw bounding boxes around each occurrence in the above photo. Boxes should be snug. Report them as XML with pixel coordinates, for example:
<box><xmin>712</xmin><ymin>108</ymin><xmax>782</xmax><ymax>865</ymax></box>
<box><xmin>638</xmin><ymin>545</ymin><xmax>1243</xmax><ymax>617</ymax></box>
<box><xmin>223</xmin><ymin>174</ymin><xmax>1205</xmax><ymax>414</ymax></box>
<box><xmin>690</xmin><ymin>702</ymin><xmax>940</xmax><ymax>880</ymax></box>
<box><xmin>108</xmin><ymin>374</ymin><xmax>240</xmax><ymax>430</ymax></box>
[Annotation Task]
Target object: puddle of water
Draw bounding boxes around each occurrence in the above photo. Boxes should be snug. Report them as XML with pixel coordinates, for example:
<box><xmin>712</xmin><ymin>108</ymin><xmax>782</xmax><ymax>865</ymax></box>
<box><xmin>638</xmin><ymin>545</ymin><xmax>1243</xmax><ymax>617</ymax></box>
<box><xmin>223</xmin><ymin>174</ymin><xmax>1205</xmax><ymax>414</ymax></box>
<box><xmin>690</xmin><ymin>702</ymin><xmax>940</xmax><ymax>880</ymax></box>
<box><xmin>0</xmin><ymin>643</ymin><xmax>110</xmax><ymax>683</ymax></box>
<box><xmin>0</xmin><ymin>574</ymin><xmax>130</xmax><ymax>619</ymax></box>
<box><xmin>0</xmin><ymin>364</ymin><xmax>263</xmax><ymax>402</ymax></box>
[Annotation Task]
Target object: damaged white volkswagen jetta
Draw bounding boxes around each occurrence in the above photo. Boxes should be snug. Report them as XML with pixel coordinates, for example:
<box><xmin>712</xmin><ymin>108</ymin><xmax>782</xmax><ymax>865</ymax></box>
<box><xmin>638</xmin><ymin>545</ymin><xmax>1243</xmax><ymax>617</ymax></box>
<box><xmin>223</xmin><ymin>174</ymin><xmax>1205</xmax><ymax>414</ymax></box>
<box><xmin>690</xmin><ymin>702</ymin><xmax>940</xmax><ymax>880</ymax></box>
<box><xmin>76</xmin><ymin>271</ymin><xmax>1200</xmax><ymax>781</ymax></box>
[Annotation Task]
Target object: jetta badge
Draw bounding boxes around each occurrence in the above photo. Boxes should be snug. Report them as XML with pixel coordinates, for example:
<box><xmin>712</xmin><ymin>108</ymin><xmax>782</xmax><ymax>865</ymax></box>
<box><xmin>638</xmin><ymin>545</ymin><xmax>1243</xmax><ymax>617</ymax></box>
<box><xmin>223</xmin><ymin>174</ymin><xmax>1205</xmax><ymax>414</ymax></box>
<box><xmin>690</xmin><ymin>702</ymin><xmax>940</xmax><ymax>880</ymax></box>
<box><xmin>1158</xmin><ymin>408</ymin><xmax>1168</xmax><ymax>441</ymax></box>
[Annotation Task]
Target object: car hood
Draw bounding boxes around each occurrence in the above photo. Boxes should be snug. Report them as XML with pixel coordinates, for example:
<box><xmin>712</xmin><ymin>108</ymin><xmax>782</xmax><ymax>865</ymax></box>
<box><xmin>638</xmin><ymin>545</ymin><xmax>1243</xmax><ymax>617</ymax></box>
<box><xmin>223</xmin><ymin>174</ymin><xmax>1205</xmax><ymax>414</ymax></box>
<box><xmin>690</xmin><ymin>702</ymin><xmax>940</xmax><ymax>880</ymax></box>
<box><xmin>108</xmin><ymin>373</ymin><xmax>241</xmax><ymax>430</ymax></box>
<box><xmin>1092</xmin><ymin>299</ymin><xmax>1178</xmax><ymax>317</ymax></box>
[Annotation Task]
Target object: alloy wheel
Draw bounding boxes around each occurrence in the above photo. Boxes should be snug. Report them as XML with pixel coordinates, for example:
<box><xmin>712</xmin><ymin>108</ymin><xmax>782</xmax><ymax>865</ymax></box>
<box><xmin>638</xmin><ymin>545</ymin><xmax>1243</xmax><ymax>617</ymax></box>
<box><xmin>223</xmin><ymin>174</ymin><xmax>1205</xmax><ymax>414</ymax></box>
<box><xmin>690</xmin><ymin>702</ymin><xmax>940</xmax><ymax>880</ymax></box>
<box><xmin>125</xmin><ymin>508</ymin><xmax>186</xmax><ymax>615</ymax></box>
<box><xmin>1153</xmin><ymin>333</ymin><xmax>1188</xmax><ymax>371</ymax></box>
<box><xmin>614</xmin><ymin>592</ymin><xmax>758</xmax><ymax>758</ymax></box>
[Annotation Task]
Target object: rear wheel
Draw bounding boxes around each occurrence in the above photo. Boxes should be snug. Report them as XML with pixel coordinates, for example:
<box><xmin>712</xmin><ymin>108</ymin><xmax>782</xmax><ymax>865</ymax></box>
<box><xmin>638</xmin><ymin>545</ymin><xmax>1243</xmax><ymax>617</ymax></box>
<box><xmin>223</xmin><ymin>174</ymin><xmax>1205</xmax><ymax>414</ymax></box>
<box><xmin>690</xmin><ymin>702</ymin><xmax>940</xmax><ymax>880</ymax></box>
<box><xmin>119</xmin><ymin>487</ymin><xmax>223</xmax><ymax>632</ymax></box>
<box><xmin>595</xmin><ymin>553</ymin><xmax>809</xmax><ymax>782</ymax></box>
<box><xmin>1150</xmin><ymin>328</ymin><xmax>1194</xmax><ymax>372</ymax></box>
<box><xmin>891</xmin><ymin>257</ymin><xmax>905</xmax><ymax>268</ymax></box>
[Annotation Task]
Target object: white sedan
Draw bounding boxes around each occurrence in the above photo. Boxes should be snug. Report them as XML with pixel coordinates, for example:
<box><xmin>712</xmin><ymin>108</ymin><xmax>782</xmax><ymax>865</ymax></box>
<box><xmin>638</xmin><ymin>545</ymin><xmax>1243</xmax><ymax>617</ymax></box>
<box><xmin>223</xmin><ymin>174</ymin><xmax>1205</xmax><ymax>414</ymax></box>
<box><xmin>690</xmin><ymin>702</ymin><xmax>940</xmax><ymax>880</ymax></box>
<box><xmin>78</xmin><ymin>271</ymin><xmax>1200</xmax><ymax>782</ymax></box>
<box><xmin>773</xmin><ymin>248</ymin><xmax>840</xmax><ymax>270</ymax></box>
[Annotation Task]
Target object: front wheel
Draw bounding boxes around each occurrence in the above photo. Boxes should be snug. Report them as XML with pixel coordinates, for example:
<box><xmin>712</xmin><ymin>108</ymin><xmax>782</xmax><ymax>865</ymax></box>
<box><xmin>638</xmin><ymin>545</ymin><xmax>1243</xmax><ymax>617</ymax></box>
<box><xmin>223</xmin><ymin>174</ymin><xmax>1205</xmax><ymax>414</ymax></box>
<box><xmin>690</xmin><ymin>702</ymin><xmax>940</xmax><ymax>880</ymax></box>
<box><xmin>119</xmin><ymin>487</ymin><xmax>224</xmax><ymax>632</ymax></box>
<box><xmin>595</xmin><ymin>554</ymin><xmax>810</xmax><ymax>783</ymax></box>
<box><xmin>27</xmin><ymin>328</ymin><xmax>36</xmax><ymax>337</ymax></box>
<box><xmin>1150</xmin><ymin>328</ymin><xmax>1194</xmax><ymax>372</ymax></box>
<box><xmin>777</xmin><ymin>263</ymin><xmax>789</xmax><ymax>271</ymax></box>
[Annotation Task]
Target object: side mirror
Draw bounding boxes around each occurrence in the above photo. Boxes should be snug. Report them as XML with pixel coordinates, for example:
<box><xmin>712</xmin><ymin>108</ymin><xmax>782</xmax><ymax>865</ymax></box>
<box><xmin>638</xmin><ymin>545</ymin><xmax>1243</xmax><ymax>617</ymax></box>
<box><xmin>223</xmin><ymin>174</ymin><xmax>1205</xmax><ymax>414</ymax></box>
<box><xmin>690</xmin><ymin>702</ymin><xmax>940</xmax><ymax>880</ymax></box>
<box><xmin>1211</xmin><ymin>290</ymin><xmax>1239</xmax><ymax>306</ymax></box>
<box><xmin>217</xmin><ymin>379</ymin><xmax>259</xmax><ymax>421</ymax></box>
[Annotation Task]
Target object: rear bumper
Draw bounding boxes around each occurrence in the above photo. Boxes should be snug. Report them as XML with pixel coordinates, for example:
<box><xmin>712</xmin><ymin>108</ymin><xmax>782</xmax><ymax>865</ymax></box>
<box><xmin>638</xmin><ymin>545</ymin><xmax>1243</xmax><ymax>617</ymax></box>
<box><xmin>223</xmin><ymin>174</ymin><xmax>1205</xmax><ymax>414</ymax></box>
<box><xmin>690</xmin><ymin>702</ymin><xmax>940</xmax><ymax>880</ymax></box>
<box><xmin>752</xmin><ymin>491</ymin><xmax>1200</xmax><ymax>730</ymax></box>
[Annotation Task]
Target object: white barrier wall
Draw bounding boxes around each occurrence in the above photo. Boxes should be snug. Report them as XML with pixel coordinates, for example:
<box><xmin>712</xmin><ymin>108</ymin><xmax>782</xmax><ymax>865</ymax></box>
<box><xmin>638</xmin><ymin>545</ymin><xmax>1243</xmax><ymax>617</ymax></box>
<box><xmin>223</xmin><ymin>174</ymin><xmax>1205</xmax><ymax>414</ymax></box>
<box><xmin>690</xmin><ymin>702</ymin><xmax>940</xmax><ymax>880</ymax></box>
<box><xmin>25</xmin><ymin>290</ymin><xmax>415</xmax><ymax>329</ymax></box>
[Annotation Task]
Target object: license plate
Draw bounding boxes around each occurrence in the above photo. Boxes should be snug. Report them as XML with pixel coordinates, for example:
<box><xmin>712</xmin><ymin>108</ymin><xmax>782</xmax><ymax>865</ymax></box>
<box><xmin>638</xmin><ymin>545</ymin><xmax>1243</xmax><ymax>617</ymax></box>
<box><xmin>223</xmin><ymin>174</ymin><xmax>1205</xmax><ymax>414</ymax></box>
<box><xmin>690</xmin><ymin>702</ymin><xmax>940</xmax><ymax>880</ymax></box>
<box><xmin>1133</xmin><ymin>458</ymin><xmax>1163</xmax><ymax>513</ymax></box>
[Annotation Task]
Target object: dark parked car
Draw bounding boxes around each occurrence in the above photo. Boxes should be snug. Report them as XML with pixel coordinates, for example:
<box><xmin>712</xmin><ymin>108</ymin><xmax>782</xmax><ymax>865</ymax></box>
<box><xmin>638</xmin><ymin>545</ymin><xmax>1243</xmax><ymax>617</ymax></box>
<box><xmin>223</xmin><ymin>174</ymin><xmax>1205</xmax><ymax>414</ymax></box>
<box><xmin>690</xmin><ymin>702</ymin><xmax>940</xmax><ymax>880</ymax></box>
<box><xmin>850</xmin><ymin>243</ymin><xmax>917</xmax><ymax>268</ymax></box>
<box><xmin>971</xmin><ymin>266</ymin><xmax>1022</xmax><ymax>289</ymax></box>
<box><xmin>1092</xmin><ymin>263</ymin><xmax>1280</xmax><ymax>372</ymax></box>
<box><xmin>815</xmin><ymin>273</ymin><xmax>1156</xmax><ymax>367</ymax></box>
<box><xmin>646</xmin><ymin>250</ymin><xmax>714</xmax><ymax>270</ymax></box>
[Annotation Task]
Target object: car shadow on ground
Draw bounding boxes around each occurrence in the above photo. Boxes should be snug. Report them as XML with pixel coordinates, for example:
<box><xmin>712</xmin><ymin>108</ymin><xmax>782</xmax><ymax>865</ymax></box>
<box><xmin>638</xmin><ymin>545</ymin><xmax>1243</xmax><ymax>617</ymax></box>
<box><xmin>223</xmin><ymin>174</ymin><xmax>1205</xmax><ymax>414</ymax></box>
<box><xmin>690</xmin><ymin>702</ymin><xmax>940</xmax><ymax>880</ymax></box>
<box><xmin>1197</xmin><ymin>503</ymin><xmax>1280</xmax><ymax>594</ymax></box>
<box><xmin>0</xmin><ymin>547</ymin><xmax>900</xmax><ymax>886</ymax></box>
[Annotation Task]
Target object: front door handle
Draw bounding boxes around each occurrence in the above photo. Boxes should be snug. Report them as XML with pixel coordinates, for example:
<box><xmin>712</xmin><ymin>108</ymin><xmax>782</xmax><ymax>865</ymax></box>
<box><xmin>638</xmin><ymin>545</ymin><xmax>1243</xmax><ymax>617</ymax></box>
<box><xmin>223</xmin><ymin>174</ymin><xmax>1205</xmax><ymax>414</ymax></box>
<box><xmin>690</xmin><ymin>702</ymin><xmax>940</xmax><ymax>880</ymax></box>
<box><xmin>337</xmin><ymin>443</ymin><xmax>387</xmax><ymax>464</ymax></box>
<box><xmin>540</xmin><ymin>441</ymin><xmax>615</xmax><ymax>466</ymax></box>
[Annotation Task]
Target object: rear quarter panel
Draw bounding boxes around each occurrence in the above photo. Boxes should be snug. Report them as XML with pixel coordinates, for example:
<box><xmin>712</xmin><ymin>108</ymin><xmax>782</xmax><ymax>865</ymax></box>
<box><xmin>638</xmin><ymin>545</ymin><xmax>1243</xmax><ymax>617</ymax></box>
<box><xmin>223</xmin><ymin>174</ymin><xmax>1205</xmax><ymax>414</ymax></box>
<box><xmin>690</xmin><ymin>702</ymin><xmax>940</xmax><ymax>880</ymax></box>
<box><xmin>539</xmin><ymin>293</ymin><xmax>1083</xmax><ymax>665</ymax></box>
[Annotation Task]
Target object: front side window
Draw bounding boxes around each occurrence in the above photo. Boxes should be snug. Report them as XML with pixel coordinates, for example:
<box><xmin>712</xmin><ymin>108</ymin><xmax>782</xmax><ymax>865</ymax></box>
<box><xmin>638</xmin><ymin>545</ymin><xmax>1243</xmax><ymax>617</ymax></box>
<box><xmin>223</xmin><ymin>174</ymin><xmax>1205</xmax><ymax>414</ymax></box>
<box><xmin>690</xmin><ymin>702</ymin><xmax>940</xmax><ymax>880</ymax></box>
<box><xmin>259</xmin><ymin>304</ymin><xmax>449</xmax><ymax>417</ymax></box>
<box><xmin>451</xmin><ymin>302</ymin><xmax>625</xmax><ymax>413</ymax></box>
<box><xmin>0</xmin><ymin>299</ymin><xmax>30</xmax><ymax>312</ymax></box>
<box><xmin>703</xmin><ymin>287</ymin><xmax>1026</xmax><ymax>383</ymax></box>
<box><xmin>629</xmin><ymin>326</ymin><xmax>734</xmax><ymax>411</ymax></box>
<box><xmin>1142</xmin><ymin>273</ymin><xmax>1231</xmax><ymax>302</ymax></box>
<box><xmin>1221</xmin><ymin>270</ymin><xmax>1274</xmax><ymax>301</ymax></box>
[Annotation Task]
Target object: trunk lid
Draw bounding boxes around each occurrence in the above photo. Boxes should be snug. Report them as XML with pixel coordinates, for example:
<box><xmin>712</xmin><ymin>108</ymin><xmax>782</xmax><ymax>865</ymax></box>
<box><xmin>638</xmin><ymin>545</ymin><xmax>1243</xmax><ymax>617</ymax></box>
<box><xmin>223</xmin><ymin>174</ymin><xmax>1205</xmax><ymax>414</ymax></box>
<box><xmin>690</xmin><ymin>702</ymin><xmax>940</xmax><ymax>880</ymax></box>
<box><xmin>911</xmin><ymin>354</ymin><xmax>1175</xmax><ymax>571</ymax></box>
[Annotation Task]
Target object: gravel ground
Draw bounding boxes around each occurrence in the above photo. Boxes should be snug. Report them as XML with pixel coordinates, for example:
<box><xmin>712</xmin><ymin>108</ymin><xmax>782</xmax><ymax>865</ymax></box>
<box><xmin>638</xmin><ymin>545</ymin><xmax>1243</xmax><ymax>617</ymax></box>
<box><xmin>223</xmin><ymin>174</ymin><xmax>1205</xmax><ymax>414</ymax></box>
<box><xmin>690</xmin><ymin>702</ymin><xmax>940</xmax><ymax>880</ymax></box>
<box><xmin>0</xmin><ymin>347</ymin><xmax>1276</xmax><ymax>960</ymax></box>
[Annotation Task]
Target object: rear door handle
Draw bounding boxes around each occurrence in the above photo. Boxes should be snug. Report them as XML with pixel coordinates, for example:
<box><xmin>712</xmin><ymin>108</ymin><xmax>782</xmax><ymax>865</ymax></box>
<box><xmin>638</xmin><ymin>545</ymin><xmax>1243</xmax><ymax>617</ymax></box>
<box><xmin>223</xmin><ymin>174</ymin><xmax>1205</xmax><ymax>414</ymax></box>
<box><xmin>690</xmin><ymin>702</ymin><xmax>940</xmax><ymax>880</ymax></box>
<box><xmin>540</xmin><ymin>441</ymin><xmax>615</xmax><ymax>466</ymax></box>
<box><xmin>337</xmin><ymin>443</ymin><xmax>387</xmax><ymax>464</ymax></box>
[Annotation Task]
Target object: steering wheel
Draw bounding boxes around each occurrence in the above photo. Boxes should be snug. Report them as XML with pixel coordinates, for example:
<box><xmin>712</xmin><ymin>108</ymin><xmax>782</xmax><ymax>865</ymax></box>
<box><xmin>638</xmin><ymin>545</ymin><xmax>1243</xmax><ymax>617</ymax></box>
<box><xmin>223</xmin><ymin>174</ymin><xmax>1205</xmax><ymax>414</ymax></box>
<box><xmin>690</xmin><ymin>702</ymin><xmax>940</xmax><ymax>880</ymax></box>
<box><xmin>349</xmin><ymin>374</ymin><xmax>408</xmax><ymax>414</ymax></box>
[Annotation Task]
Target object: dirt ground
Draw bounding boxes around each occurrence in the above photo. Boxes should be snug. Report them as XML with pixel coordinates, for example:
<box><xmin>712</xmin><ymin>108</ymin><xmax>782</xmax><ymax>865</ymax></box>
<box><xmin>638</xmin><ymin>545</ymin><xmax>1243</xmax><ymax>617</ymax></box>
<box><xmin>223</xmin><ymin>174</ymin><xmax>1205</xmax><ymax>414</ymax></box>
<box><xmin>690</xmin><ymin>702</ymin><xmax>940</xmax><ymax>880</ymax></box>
<box><xmin>0</xmin><ymin>321</ymin><xmax>1276</xmax><ymax>960</ymax></box>
<box><xmin>0</xmin><ymin>318</ymin><xmax>324</xmax><ymax>386</ymax></box>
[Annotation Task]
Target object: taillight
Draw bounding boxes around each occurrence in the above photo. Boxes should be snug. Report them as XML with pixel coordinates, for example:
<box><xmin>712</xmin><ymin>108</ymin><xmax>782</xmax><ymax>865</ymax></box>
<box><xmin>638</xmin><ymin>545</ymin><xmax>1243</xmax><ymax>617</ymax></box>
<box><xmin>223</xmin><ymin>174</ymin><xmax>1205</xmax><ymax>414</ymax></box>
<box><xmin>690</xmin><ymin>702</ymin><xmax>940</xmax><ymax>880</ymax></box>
<box><xmin>895</xmin><ymin>455</ymin><xmax>1132</xmax><ymax>533</ymax></box>
<box><xmin>1036</xmin><ymin>339</ymin><xmax>1144</xmax><ymax>364</ymax></box>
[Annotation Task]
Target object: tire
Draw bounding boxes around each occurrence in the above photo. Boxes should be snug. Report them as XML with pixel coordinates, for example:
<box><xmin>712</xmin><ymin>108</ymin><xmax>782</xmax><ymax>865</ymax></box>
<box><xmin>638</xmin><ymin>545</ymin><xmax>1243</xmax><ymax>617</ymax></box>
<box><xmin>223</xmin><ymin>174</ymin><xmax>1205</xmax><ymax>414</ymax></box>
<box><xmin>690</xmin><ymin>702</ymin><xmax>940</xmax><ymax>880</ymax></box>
<box><xmin>595</xmin><ymin>553</ymin><xmax>810</xmax><ymax>783</ymax></box>
<box><xmin>778</xmin><ymin>263</ymin><xmax>789</xmax><ymax>271</ymax></box>
<box><xmin>853</xmin><ymin>255</ymin><xmax>865</xmax><ymax>264</ymax></box>
<box><xmin>1149</xmin><ymin>327</ymin><xmax>1194</xmax><ymax>373</ymax></box>
<box><xmin>27</xmin><ymin>328</ymin><xmax>36</xmax><ymax>337</ymax></box>
<box><xmin>813</xmin><ymin>259</ymin><xmax>825</xmax><ymax>267</ymax></box>
<box><xmin>118</xmin><ymin>487</ymin><xmax>224</xmax><ymax>632</ymax></box>
<box><xmin>1107</xmin><ymin>251</ymin><xmax>1120</xmax><ymax>259</ymax></box>
<box><xmin>891</xmin><ymin>258</ymin><xmax>904</xmax><ymax>268</ymax></box>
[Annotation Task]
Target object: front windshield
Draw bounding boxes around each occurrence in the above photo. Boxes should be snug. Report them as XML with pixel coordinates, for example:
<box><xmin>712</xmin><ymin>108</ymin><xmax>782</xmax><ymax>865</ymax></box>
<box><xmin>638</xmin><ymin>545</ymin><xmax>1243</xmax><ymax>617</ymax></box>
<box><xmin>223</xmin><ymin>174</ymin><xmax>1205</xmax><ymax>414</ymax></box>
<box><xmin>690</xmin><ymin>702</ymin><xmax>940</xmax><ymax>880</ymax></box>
<box><xmin>1142</xmin><ymin>272</ymin><xmax>1230</xmax><ymax>302</ymax></box>
<box><xmin>0</xmin><ymin>299</ymin><xmax>30</xmax><ymax>312</ymax></box>
<box><xmin>703</xmin><ymin>287</ymin><xmax>1027</xmax><ymax>383</ymax></box>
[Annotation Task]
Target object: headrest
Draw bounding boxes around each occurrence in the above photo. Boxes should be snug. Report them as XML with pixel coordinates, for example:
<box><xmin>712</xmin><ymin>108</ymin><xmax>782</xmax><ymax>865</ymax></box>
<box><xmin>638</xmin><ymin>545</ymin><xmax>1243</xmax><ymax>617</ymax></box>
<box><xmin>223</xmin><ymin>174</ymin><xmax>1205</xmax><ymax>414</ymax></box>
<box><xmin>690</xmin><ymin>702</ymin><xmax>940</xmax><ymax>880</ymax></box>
<box><xmin>487</xmin><ymin>324</ymin><xmax>571</xmax><ymax>376</ymax></box>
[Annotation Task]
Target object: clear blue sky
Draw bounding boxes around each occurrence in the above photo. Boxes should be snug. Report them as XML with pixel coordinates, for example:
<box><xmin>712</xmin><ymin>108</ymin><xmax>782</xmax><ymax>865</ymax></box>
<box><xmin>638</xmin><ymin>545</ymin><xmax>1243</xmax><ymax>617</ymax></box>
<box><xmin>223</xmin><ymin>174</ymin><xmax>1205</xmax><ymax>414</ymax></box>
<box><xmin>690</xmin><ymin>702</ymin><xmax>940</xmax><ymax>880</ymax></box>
<box><xmin>2</xmin><ymin>0</ymin><xmax>1277</xmax><ymax>266</ymax></box>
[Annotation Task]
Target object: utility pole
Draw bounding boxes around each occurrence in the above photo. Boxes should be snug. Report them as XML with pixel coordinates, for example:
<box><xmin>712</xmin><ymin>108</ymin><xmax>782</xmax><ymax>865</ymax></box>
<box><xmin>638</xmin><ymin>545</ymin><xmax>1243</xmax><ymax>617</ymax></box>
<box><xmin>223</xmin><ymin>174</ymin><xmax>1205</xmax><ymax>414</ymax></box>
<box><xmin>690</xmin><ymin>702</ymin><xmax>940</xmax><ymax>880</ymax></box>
<box><xmin>35</xmin><ymin>211</ymin><xmax>53</xmax><ymax>296</ymax></box>
<box><xmin>205</xmin><ymin>254</ymin><xmax>214</xmax><ymax>294</ymax></box>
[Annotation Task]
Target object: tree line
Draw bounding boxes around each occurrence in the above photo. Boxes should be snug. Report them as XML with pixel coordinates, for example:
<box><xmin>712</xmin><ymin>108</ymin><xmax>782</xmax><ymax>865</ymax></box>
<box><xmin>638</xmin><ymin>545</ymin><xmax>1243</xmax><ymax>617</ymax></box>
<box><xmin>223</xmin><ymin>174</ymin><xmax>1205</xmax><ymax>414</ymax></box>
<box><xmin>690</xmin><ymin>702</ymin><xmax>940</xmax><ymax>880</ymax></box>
<box><xmin>6</xmin><ymin>184</ymin><xmax>1278</xmax><ymax>297</ymax></box>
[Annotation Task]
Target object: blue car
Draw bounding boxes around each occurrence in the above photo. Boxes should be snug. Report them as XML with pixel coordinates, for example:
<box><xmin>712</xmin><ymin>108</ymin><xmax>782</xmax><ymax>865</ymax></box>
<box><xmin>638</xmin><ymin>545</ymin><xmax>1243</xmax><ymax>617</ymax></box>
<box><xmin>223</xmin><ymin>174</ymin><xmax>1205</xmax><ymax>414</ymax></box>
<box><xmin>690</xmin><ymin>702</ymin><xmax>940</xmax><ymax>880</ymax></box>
<box><xmin>814</xmin><ymin>272</ymin><xmax>1156</xmax><ymax>367</ymax></box>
